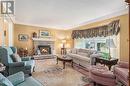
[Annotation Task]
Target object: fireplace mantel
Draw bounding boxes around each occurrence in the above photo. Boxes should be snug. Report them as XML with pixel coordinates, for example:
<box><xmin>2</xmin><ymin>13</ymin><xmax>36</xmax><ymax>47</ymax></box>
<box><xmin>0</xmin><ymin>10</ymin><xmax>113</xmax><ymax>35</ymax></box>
<box><xmin>32</xmin><ymin>37</ymin><xmax>55</xmax><ymax>55</ymax></box>
<box><xmin>32</xmin><ymin>37</ymin><xmax>55</xmax><ymax>42</ymax></box>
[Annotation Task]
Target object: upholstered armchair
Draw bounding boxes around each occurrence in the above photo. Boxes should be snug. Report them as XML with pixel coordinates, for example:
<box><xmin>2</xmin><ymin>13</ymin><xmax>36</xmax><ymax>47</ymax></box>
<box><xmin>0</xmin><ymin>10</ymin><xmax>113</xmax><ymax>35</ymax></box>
<box><xmin>0</xmin><ymin>71</ymin><xmax>43</xmax><ymax>86</ymax></box>
<box><xmin>0</xmin><ymin>47</ymin><xmax>35</xmax><ymax>76</ymax></box>
<box><xmin>113</xmin><ymin>61</ymin><xmax>129</xmax><ymax>86</ymax></box>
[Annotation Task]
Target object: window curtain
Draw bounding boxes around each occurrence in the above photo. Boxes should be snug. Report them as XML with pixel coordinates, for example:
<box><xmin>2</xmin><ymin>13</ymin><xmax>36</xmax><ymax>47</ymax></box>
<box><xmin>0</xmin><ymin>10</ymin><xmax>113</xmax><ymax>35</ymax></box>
<box><xmin>71</xmin><ymin>20</ymin><xmax>120</xmax><ymax>39</ymax></box>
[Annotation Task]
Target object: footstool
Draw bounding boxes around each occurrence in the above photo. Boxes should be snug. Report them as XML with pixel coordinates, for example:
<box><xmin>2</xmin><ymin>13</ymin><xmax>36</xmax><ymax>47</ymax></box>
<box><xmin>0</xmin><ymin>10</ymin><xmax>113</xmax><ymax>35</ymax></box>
<box><xmin>89</xmin><ymin>65</ymin><xmax>116</xmax><ymax>86</ymax></box>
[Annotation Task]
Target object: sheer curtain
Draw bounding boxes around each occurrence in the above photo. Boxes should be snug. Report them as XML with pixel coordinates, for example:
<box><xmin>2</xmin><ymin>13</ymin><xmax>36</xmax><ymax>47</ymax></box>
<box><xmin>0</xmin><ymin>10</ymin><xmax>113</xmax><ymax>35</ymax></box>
<box><xmin>74</xmin><ymin>35</ymin><xmax>119</xmax><ymax>58</ymax></box>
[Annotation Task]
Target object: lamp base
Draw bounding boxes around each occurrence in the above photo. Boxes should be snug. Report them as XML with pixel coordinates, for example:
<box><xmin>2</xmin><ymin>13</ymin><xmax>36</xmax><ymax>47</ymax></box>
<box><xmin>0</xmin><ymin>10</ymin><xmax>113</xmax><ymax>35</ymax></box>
<box><xmin>108</xmin><ymin>55</ymin><xmax>112</xmax><ymax>60</ymax></box>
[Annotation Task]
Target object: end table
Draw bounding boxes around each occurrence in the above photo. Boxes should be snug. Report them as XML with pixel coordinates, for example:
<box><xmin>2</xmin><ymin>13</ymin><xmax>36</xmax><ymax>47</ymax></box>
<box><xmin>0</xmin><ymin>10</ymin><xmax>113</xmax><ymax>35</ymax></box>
<box><xmin>94</xmin><ymin>57</ymin><xmax>118</xmax><ymax>70</ymax></box>
<box><xmin>0</xmin><ymin>63</ymin><xmax>6</xmax><ymax>75</ymax></box>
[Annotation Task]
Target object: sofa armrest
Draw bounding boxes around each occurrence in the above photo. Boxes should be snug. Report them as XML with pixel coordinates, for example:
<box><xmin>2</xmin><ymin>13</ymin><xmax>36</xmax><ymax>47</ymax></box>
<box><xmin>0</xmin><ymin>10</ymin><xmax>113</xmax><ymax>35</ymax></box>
<box><xmin>21</xmin><ymin>56</ymin><xmax>32</xmax><ymax>61</ymax></box>
<box><xmin>118</xmin><ymin>61</ymin><xmax>129</xmax><ymax>69</ymax></box>
<box><xmin>7</xmin><ymin>71</ymin><xmax>25</xmax><ymax>86</ymax></box>
<box><xmin>9</xmin><ymin>62</ymin><xmax>25</xmax><ymax>67</ymax></box>
<box><xmin>90</xmin><ymin>54</ymin><xmax>102</xmax><ymax>65</ymax></box>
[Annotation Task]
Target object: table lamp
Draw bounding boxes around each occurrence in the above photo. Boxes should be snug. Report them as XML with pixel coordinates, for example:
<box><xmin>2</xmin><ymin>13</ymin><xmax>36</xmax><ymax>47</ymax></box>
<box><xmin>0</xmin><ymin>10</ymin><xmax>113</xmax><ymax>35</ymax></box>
<box><xmin>62</xmin><ymin>39</ymin><xmax>66</xmax><ymax>48</ymax></box>
<box><xmin>106</xmin><ymin>39</ymin><xmax>116</xmax><ymax>60</ymax></box>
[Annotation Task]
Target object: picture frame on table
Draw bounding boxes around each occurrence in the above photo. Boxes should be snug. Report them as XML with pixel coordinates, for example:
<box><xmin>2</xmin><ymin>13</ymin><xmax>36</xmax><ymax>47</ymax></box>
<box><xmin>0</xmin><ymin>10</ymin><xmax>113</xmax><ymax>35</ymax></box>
<box><xmin>18</xmin><ymin>34</ymin><xmax>29</xmax><ymax>41</ymax></box>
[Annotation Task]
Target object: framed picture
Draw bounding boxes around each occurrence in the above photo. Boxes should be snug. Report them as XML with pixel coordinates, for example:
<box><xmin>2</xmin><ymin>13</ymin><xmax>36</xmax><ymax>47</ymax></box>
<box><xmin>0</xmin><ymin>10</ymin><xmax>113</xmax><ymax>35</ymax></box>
<box><xmin>18</xmin><ymin>34</ymin><xmax>29</xmax><ymax>41</ymax></box>
<box><xmin>39</xmin><ymin>30</ymin><xmax>50</xmax><ymax>37</ymax></box>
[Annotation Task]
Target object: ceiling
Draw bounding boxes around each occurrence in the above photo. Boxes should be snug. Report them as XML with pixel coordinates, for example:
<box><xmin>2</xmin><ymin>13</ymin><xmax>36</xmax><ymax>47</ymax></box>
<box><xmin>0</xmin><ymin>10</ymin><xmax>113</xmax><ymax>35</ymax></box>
<box><xmin>15</xmin><ymin>0</ymin><xmax>128</xmax><ymax>30</ymax></box>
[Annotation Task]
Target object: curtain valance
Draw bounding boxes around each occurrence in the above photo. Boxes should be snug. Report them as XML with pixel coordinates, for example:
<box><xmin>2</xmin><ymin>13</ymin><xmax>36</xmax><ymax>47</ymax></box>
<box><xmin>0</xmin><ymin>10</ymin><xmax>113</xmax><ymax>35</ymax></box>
<box><xmin>71</xmin><ymin>20</ymin><xmax>120</xmax><ymax>39</ymax></box>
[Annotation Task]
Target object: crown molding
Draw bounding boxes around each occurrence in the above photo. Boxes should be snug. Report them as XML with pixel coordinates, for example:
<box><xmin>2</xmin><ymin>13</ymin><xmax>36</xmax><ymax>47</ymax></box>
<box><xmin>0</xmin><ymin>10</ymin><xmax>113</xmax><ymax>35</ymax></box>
<box><xmin>71</xmin><ymin>8</ymin><xmax>128</xmax><ymax>29</ymax></box>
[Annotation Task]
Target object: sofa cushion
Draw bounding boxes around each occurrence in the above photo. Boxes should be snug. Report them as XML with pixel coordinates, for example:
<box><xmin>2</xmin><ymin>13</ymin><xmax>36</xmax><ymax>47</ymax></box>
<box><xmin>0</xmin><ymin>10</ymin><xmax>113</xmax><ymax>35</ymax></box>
<box><xmin>71</xmin><ymin>48</ymin><xmax>77</xmax><ymax>54</ymax></box>
<box><xmin>77</xmin><ymin>52</ymin><xmax>89</xmax><ymax>57</ymax></box>
<box><xmin>68</xmin><ymin>53</ymin><xmax>90</xmax><ymax>62</ymax></box>
<box><xmin>0</xmin><ymin>73</ymin><xmax>14</xmax><ymax>86</ymax></box>
<box><xmin>77</xmin><ymin>49</ymin><xmax>95</xmax><ymax>57</ymax></box>
<box><xmin>7</xmin><ymin>72</ymin><xmax>25</xmax><ymax>86</ymax></box>
<box><xmin>11</xmin><ymin>54</ymin><xmax>21</xmax><ymax>62</ymax></box>
<box><xmin>17</xmin><ymin>77</ymin><xmax>43</xmax><ymax>86</ymax></box>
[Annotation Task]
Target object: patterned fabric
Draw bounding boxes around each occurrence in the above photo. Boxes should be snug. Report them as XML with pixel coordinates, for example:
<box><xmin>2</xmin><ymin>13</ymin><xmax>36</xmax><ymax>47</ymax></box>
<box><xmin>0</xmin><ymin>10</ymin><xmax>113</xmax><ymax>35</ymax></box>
<box><xmin>72</xmin><ymin>20</ymin><xmax>120</xmax><ymax>39</ymax></box>
<box><xmin>113</xmin><ymin>62</ymin><xmax>129</xmax><ymax>86</ymax></box>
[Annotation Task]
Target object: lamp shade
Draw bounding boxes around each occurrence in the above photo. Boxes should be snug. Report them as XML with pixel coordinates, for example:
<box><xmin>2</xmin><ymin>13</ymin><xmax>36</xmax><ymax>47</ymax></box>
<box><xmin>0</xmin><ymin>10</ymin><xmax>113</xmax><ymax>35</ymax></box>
<box><xmin>106</xmin><ymin>39</ymin><xmax>116</xmax><ymax>48</ymax></box>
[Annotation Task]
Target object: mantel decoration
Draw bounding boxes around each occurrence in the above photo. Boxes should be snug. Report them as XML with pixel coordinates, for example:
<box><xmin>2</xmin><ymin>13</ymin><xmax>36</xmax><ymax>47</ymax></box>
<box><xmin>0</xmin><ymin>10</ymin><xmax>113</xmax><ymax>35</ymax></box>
<box><xmin>71</xmin><ymin>20</ymin><xmax>120</xmax><ymax>39</ymax></box>
<box><xmin>39</xmin><ymin>30</ymin><xmax>50</xmax><ymax>37</ymax></box>
<box><xmin>32</xmin><ymin>32</ymin><xmax>37</xmax><ymax>38</ymax></box>
<box><xmin>18</xmin><ymin>34</ymin><xmax>29</xmax><ymax>41</ymax></box>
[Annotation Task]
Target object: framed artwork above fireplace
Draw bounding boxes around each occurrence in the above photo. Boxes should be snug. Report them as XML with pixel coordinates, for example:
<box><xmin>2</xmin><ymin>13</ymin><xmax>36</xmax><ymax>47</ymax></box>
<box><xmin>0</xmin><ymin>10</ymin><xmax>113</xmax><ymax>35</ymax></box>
<box><xmin>39</xmin><ymin>30</ymin><xmax>50</xmax><ymax>37</ymax></box>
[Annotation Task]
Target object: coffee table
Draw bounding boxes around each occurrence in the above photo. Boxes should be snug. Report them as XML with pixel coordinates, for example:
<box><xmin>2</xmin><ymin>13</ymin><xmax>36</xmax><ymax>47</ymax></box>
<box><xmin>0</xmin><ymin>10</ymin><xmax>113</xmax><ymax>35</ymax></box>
<box><xmin>56</xmin><ymin>55</ymin><xmax>73</xmax><ymax>69</ymax></box>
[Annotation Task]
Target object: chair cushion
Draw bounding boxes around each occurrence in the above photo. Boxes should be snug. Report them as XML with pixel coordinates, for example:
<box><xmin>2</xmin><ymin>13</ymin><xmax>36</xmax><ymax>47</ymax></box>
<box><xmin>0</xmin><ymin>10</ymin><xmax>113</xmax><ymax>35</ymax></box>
<box><xmin>7</xmin><ymin>72</ymin><xmax>25</xmax><ymax>86</ymax></box>
<box><xmin>11</xmin><ymin>54</ymin><xmax>21</xmax><ymax>62</ymax></box>
<box><xmin>17</xmin><ymin>77</ymin><xmax>43</xmax><ymax>86</ymax></box>
<box><xmin>0</xmin><ymin>73</ymin><xmax>14</xmax><ymax>86</ymax></box>
<box><xmin>90</xmin><ymin>66</ymin><xmax>115</xmax><ymax>79</ymax></box>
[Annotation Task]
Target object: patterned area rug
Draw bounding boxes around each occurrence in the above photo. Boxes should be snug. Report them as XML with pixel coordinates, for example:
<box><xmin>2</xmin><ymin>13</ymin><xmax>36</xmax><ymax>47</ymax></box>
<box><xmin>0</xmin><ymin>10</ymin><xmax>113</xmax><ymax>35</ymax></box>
<box><xmin>32</xmin><ymin>59</ymin><xmax>90</xmax><ymax>86</ymax></box>
<box><xmin>43</xmin><ymin>67</ymin><xmax>63</xmax><ymax>74</ymax></box>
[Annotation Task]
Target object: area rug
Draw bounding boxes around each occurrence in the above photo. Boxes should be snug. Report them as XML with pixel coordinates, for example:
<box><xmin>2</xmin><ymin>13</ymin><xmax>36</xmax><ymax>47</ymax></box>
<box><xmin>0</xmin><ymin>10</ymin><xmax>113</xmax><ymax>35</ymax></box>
<box><xmin>43</xmin><ymin>67</ymin><xmax>63</xmax><ymax>74</ymax></box>
<box><xmin>32</xmin><ymin>59</ymin><xmax>91</xmax><ymax>86</ymax></box>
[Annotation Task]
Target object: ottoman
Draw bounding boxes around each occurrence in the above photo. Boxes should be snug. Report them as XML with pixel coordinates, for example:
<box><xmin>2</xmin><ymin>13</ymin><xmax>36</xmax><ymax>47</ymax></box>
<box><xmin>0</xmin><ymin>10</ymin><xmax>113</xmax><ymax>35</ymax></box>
<box><xmin>89</xmin><ymin>65</ymin><xmax>116</xmax><ymax>86</ymax></box>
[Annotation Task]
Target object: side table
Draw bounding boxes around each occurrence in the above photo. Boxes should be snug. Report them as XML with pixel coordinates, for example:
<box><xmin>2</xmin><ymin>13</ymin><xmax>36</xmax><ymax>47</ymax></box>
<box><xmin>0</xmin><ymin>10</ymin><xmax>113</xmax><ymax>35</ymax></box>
<box><xmin>94</xmin><ymin>57</ymin><xmax>118</xmax><ymax>70</ymax></box>
<box><xmin>0</xmin><ymin>63</ymin><xmax>6</xmax><ymax>75</ymax></box>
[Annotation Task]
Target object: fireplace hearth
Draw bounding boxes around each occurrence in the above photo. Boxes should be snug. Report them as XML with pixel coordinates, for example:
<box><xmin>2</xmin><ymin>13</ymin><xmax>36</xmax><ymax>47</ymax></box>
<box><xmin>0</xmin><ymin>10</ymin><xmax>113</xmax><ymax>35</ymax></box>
<box><xmin>38</xmin><ymin>45</ymin><xmax>51</xmax><ymax>55</ymax></box>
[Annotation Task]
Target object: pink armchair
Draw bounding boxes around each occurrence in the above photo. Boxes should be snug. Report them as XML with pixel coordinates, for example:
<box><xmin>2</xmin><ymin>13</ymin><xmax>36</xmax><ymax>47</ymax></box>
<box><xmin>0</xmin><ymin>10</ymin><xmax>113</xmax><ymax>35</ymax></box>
<box><xmin>113</xmin><ymin>61</ymin><xmax>129</xmax><ymax>86</ymax></box>
<box><xmin>89</xmin><ymin>65</ymin><xmax>116</xmax><ymax>86</ymax></box>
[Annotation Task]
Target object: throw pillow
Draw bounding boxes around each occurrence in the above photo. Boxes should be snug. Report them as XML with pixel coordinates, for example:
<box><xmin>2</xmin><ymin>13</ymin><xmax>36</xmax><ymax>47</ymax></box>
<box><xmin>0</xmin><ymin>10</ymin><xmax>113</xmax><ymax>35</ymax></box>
<box><xmin>11</xmin><ymin>54</ymin><xmax>21</xmax><ymax>62</ymax></box>
<box><xmin>0</xmin><ymin>73</ymin><xmax>14</xmax><ymax>86</ymax></box>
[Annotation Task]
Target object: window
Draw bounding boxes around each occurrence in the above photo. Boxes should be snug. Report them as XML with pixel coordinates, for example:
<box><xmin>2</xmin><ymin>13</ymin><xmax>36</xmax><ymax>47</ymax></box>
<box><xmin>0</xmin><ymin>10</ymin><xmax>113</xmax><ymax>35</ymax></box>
<box><xmin>74</xmin><ymin>35</ymin><xmax>119</xmax><ymax>58</ymax></box>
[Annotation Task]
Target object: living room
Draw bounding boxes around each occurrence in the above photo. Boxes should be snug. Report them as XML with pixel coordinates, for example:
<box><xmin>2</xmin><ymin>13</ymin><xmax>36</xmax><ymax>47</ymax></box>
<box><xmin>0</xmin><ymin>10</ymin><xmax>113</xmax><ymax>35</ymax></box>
<box><xmin>0</xmin><ymin>0</ymin><xmax>129</xmax><ymax>86</ymax></box>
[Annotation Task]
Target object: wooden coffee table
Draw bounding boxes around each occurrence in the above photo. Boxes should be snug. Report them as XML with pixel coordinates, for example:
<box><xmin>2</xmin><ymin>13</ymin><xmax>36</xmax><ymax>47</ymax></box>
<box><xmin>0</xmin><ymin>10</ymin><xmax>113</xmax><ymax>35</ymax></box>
<box><xmin>56</xmin><ymin>55</ymin><xmax>73</xmax><ymax>69</ymax></box>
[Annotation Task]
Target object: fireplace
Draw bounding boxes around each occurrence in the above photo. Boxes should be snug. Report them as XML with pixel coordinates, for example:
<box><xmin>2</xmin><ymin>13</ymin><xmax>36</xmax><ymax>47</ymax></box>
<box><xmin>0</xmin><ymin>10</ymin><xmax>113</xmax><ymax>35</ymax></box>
<box><xmin>38</xmin><ymin>45</ymin><xmax>51</xmax><ymax>55</ymax></box>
